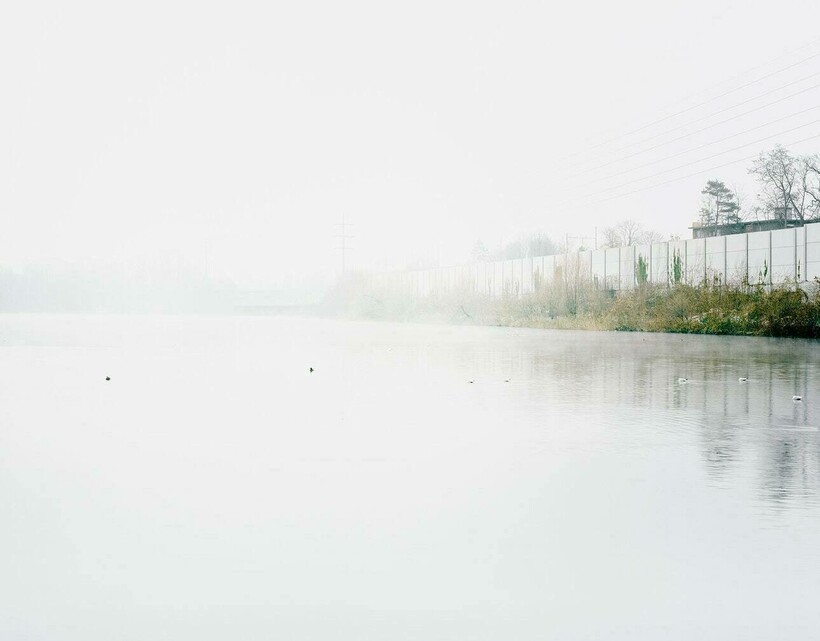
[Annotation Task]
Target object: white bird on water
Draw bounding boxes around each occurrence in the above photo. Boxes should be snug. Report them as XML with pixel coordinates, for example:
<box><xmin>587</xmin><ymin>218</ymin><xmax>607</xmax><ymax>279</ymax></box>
<box><xmin>793</xmin><ymin>395</ymin><xmax>803</xmax><ymax>402</ymax></box>
<box><xmin>678</xmin><ymin>377</ymin><xmax>688</xmax><ymax>384</ymax></box>
<box><xmin>738</xmin><ymin>377</ymin><xmax>748</xmax><ymax>382</ymax></box>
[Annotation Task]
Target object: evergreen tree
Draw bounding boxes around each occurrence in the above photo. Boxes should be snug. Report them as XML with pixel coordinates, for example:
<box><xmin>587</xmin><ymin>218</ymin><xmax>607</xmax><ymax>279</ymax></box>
<box><xmin>700</xmin><ymin>180</ymin><xmax>740</xmax><ymax>235</ymax></box>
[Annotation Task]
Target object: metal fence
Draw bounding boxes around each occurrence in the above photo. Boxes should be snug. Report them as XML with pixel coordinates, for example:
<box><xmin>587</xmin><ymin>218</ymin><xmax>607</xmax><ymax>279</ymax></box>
<box><xmin>390</xmin><ymin>222</ymin><xmax>820</xmax><ymax>298</ymax></box>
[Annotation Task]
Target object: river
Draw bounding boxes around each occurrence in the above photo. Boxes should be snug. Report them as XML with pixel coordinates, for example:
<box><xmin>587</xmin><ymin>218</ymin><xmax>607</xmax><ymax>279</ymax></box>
<box><xmin>1</xmin><ymin>314</ymin><xmax>818</xmax><ymax>640</ymax></box>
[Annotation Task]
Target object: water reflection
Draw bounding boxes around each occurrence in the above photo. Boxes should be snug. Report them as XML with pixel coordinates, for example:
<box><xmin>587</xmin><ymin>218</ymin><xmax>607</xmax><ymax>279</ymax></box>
<box><xmin>366</xmin><ymin>327</ymin><xmax>820</xmax><ymax>513</ymax></box>
<box><xmin>3</xmin><ymin>316</ymin><xmax>820</xmax><ymax>640</ymax></box>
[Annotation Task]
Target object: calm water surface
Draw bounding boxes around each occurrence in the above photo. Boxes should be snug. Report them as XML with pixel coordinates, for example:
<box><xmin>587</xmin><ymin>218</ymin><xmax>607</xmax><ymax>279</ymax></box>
<box><xmin>1</xmin><ymin>314</ymin><xmax>819</xmax><ymax>640</ymax></box>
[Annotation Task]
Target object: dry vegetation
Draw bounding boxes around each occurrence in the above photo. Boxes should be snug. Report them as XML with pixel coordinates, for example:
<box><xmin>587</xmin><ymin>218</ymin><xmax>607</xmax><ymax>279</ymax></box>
<box><xmin>328</xmin><ymin>272</ymin><xmax>820</xmax><ymax>338</ymax></box>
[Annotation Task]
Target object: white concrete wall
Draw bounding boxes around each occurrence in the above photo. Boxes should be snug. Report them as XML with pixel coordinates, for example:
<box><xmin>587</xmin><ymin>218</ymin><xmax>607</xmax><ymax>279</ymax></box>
<box><xmin>402</xmin><ymin>222</ymin><xmax>820</xmax><ymax>298</ymax></box>
<box><xmin>771</xmin><ymin>228</ymin><xmax>796</xmax><ymax>283</ymax></box>
<box><xmin>705</xmin><ymin>236</ymin><xmax>725</xmax><ymax>284</ymax></box>
<box><xmin>747</xmin><ymin>230</ymin><xmax>770</xmax><ymax>285</ymax></box>
<box><xmin>726</xmin><ymin>234</ymin><xmax>747</xmax><ymax>282</ymax></box>
<box><xmin>651</xmin><ymin>242</ymin><xmax>668</xmax><ymax>284</ymax></box>
<box><xmin>807</xmin><ymin>223</ymin><xmax>820</xmax><ymax>280</ymax></box>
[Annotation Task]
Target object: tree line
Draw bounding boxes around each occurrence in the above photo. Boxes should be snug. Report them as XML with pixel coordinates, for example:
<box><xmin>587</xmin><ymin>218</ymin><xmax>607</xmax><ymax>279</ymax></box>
<box><xmin>470</xmin><ymin>144</ymin><xmax>819</xmax><ymax>262</ymax></box>
<box><xmin>699</xmin><ymin>144</ymin><xmax>820</xmax><ymax>233</ymax></box>
<box><xmin>471</xmin><ymin>233</ymin><xmax>559</xmax><ymax>262</ymax></box>
<box><xmin>471</xmin><ymin>221</ymin><xmax>666</xmax><ymax>261</ymax></box>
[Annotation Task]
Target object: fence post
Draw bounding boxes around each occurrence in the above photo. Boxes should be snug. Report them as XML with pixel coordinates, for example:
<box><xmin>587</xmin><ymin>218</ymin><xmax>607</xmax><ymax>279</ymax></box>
<box><xmin>768</xmin><ymin>231</ymin><xmax>773</xmax><ymax>285</ymax></box>
<box><xmin>703</xmin><ymin>238</ymin><xmax>707</xmax><ymax>285</ymax></box>
<box><xmin>723</xmin><ymin>235</ymin><xmax>727</xmax><ymax>287</ymax></box>
<box><xmin>804</xmin><ymin>225</ymin><xmax>809</xmax><ymax>282</ymax></box>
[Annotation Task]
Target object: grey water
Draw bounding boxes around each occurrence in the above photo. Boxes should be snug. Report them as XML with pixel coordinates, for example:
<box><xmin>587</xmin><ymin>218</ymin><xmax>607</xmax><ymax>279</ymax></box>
<box><xmin>1</xmin><ymin>314</ymin><xmax>819</xmax><ymax>640</ymax></box>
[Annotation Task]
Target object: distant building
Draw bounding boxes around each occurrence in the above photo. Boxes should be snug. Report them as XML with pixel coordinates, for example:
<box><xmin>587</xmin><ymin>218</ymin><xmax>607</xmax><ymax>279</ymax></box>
<box><xmin>690</xmin><ymin>219</ymin><xmax>808</xmax><ymax>239</ymax></box>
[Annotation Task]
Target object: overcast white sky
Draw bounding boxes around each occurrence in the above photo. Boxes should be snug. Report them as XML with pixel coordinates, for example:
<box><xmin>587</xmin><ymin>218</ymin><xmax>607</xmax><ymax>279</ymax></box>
<box><xmin>2</xmin><ymin>1</ymin><xmax>820</xmax><ymax>286</ymax></box>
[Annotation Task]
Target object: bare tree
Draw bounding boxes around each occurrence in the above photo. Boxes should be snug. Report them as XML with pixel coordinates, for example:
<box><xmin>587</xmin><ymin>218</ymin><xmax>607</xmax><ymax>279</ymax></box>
<box><xmin>491</xmin><ymin>232</ymin><xmax>558</xmax><ymax>259</ymax></box>
<box><xmin>526</xmin><ymin>232</ymin><xmax>558</xmax><ymax>257</ymax></box>
<box><xmin>748</xmin><ymin>145</ymin><xmax>812</xmax><ymax>224</ymax></box>
<box><xmin>799</xmin><ymin>154</ymin><xmax>820</xmax><ymax>220</ymax></box>
<box><xmin>643</xmin><ymin>229</ymin><xmax>665</xmax><ymax>244</ymax></box>
<box><xmin>602</xmin><ymin>219</ymin><xmax>662</xmax><ymax>247</ymax></box>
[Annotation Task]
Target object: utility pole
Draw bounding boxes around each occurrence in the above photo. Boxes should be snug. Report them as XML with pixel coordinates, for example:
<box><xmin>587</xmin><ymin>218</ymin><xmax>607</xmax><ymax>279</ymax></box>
<box><xmin>566</xmin><ymin>232</ymin><xmax>596</xmax><ymax>252</ymax></box>
<box><xmin>334</xmin><ymin>215</ymin><xmax>354</xmax><ymax>279</ymax></box>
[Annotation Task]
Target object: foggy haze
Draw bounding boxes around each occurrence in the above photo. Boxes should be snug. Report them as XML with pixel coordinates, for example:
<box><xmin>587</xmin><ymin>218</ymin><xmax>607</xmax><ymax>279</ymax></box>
<box><xmin>3</xmin><ymin>1</ymin><xmax>820</xmax><ymax>310</ymax></box>
<box><xmin>4</xmin><ymin>5</ymin><xmax>820</xmax><ymax>637</ymax></box>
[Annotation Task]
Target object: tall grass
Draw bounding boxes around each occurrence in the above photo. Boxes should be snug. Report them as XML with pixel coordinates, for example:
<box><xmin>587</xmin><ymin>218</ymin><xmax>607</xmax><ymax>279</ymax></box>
<box><xmin>327</xmin><ymin>271</ymin><xmax>820</xmax><ymax>338</ymax></box>
<box><xmin>605</xmin><ymin>281</ymin><xmax>820</xmax><ymax>337</ymax></box>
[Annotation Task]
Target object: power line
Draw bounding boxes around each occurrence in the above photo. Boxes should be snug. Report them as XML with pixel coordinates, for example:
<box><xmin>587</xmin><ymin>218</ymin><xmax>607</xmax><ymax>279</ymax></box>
<box><xmin>559</xmin><ymin>130</ymin><xmax>820</xmax><ymax>210</ymax></box>
<box><xmin>583</xmin><ymin>131</ymin><xmax>820</xmax><ymax>208</ymax></box>
<box><xmin>692</xmin><ymin>36</ymin><xmax>820</xmax><ymax>96</ymax></box>
<box><xmin>577</xmin><ymin>81</ymin><xmax>820</xmax><ymax>174</ymax></box>
<box><xmin>557</xmin><ymin>118</ymin><xmax>820</xmax><ymax>206</ymax></box>
<box><xmin>593</xmin><ymin>50</ymin><xmax>820</xmax><ymax>143</ymax></box>
<box><xmin>562</xmin><ymin>69</ymin><xmax>820</xmax><ymax>174</ymax></box>
<box><xmin>563</xmin><ymin>38</ymin><xmax>820</xmax><ymax>161</ymax></box>
<box><xmin>536</xmin><ymin>43</ymin><xmax>820</xmax><ymax>231</ymax></box>
<box><xmin>591</xmin><ymin>105</ymin><xmax>820</xmax><ymax>184</ymax></box>
<box><xmin>571</xmin><ymin>37</ymin><xmax>820</xmax><ymax>151</ymax></box>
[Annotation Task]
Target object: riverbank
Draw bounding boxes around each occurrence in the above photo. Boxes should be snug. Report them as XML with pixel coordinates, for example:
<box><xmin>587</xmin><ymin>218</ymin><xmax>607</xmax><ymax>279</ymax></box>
<box><xmin>329</xmin><ymin>276</ymin><xmax>820</xmax><ymax>338</ymax></box>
